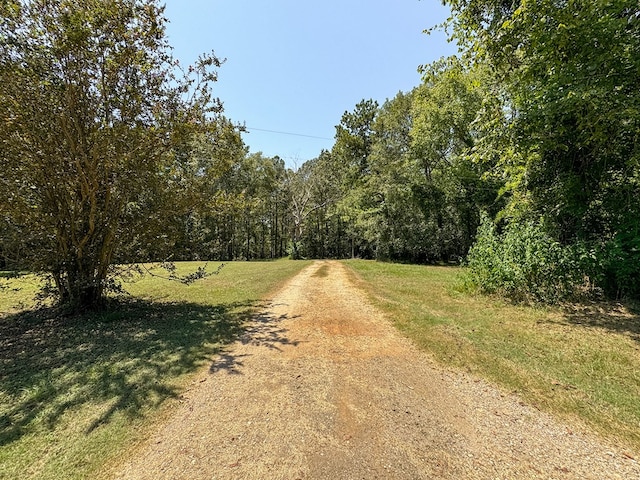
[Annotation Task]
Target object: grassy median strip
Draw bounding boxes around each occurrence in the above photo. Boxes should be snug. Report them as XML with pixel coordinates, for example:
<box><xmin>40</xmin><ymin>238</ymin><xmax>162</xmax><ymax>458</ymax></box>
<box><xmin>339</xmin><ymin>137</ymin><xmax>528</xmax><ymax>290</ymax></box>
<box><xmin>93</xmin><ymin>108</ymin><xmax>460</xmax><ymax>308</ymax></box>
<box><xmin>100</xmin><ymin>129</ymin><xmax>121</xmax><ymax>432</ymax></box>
<box><xmin>343</xmin><ymin>259</ymin><xmax>640</xmax><ymax>453</ymax></box>
<box><xmin>0</xmin><ymin>260</ymin><xmax>311</xmax><ymax>480</ymax></box>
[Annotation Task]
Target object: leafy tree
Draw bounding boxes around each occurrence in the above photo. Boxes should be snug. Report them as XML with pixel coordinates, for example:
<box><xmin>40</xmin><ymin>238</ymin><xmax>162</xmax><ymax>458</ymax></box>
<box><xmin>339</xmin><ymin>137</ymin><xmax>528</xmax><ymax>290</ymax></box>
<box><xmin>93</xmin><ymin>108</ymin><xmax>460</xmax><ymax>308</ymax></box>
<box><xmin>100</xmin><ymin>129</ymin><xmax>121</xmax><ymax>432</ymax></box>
<box><xmin>186</xmin><ymin>150</ymin><xmax>290</xmax><ymax>262</ymax></box>
<box><xmin>446</xmin><ymin>0</ymin><xmax>640</xmax><ymax>298</ymax></box>
<box><xmin>332</xmin><ymin>99</ymin><xmax>379</xmax><ymax>257</ymax></box>
<box><xmin>233</xmin><ymin>152</ymin><xmax>288</xmax><ymax>260</ymax></box>
<box><xmin>411</xmin><ymin>59</ymin><xmax>503</xmax><ymax>260</ymax></box>
<box><xmin>292</xmin><ymin>150</ymin><xmax>343</xmax><ymax>259</ymax></box>
<box><xmin>360</xmin><ymin>91</ymin><xmax>427</xmax><ymax>261</ymax></box>
<box><xmin>334</xmin><ymin>99</ymin><xmax>379</xmax><ymax>179</ymax></box>
<box><xmin>0</xmin><ymin>0</ymin><xmax>223</xmax><ymax>309</ymax></box>
<box><xmin>294</xmin><ymin>77</ymin><xmax>501</xmax><ymax>263</ymax></box>
<box><xmin>153</xmin><ymin>117</ymin><xmax>247</xmax><ymax>262</ymax></box>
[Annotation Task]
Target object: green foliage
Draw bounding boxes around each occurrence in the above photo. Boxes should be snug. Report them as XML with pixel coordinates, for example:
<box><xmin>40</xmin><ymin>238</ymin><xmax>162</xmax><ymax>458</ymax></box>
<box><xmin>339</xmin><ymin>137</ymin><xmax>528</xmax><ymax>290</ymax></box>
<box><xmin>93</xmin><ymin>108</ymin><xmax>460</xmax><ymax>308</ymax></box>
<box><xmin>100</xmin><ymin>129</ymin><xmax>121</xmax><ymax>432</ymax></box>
<box><xmin>410</xmin><ymin>60</ymin><xmax>504</xmax><ymax>260</ymax></box>
<box><xmin>166</xmin><ymin>149</ymin><xmax>291</xmax><ymax>262</ymax></box>
<box><xmin>3</xmin><ymin>0</ymin><xmax>636</xmax><ymax>304</ymax></box>
<box><xmin>579</xmin><ymin>227</ymin><xmax>640</xmax><ymax>300</ymax></box>
<box><xmin>331</xmin><ymin>99</ymin><xmax>380</xmax><ymax>258</ymax></box>
<box><xmin>465</xmin><ymin>216</ymin><xmax>581</xmax><ymax>303</ymax></box>
<box><xmin>293</xmin><ymin>151</ymin><xmax>345</xmax><ymax>259</ymax></box>
<box><xmin>443</xmin><ymin>0</ymin><xmax>640</xmax><ymax>300</ymax></box>
<box><xmin>286</xmin><ymin>66</ymin><xmax>503</xmax><ymax>264</ymax></box>
<box><xmin>333</xmin><ymin>99</ymin><xmax>379</xmax><ymax>180</ymax></box>
<box><xmin>0</xmin><ymin>0</ymin><xmax>225</xmax><ymax>309</ymax></box>
<box><xmin>464</xmin><ymin>217</ymin><xmax>640</xmax><ymax>303</ymax></box>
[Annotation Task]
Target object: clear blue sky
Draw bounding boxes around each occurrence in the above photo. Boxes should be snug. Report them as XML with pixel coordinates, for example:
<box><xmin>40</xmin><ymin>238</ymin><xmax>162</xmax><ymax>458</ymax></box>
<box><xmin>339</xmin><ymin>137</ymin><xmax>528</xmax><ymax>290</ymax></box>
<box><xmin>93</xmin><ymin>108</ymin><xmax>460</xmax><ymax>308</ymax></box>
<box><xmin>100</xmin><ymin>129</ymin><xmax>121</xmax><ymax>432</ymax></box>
<box><xmin>163</xmin><ymin>0</ymin><xmax>456</xmax><ymax>167</ymax></box>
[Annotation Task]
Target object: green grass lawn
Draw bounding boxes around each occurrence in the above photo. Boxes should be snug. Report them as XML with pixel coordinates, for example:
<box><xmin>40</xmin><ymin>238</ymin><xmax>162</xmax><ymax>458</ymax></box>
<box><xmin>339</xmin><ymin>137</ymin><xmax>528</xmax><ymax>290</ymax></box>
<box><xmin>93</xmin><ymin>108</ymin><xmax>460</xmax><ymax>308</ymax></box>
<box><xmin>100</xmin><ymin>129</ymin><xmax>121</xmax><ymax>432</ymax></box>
<box><xmin>343</xmin><ymin>260</ymin><xmax>640</xmax><ymax>453</ymax></box>
<box><xmin>4</xmin><ymin>258</ymin><xmax>639</xmax><ymax>477</ymax></box>
<box><xmin>0</xmin><ymin>260</ymin><xmax>311</xmax><ymax>480</ymax></box>
<box><xmin>0</xmin><ymin>272</ymin><xmax>46</xmax><ymax>314</ymax></box>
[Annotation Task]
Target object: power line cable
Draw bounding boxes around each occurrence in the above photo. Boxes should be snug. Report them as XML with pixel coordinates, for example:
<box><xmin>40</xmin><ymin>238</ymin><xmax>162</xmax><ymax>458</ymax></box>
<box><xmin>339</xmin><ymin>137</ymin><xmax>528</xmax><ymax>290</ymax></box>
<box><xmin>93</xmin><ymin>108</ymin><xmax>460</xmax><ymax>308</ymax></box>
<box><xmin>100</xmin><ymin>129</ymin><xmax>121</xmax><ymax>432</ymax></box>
<box><xmin>245</xmin><ymin>126</ymin><xmax>333</xmax><ymax>141</ymax></box>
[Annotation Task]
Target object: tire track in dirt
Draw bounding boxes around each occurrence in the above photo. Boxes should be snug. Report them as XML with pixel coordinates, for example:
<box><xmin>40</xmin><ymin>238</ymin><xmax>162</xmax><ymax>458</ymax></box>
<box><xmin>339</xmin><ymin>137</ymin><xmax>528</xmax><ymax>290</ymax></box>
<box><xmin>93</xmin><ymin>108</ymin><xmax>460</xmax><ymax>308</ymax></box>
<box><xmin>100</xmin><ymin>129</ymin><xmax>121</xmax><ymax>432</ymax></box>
<box><xmin>110</xmin><ymin>260</ymin><xmax>640</xmax><ymax>479</ymax></box>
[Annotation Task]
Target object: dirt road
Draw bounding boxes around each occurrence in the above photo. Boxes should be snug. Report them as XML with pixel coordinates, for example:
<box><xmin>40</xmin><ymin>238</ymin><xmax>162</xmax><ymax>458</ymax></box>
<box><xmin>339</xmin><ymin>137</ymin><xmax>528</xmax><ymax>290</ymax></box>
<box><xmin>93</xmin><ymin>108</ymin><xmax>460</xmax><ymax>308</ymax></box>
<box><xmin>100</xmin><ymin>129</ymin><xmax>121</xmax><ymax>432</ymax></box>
<box><xmin>111</xmin><ymin>261</ymin><xmax>639</xmax><ymax>479</ymax></box>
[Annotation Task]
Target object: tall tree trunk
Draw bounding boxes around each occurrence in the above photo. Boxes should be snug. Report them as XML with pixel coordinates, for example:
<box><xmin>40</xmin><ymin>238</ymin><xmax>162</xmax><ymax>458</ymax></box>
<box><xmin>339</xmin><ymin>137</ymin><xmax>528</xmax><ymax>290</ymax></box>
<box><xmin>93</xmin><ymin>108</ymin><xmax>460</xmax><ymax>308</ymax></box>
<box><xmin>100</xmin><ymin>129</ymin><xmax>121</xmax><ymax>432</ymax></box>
<box><xmin>55</xmin><ymin>262</ymin><xmax>106</xmax><ymax>311</ymax></box>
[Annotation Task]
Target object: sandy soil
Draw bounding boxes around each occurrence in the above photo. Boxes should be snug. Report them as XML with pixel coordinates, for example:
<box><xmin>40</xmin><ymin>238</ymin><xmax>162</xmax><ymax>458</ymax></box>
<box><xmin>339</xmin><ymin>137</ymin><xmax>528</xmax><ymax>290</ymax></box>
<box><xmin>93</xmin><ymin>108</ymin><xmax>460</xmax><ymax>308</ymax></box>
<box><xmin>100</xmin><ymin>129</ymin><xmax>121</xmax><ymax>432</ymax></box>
<box><xmin>110</xmin><ymin>260</ymin><xmax>639</xmax><ymax>479</ymax></box>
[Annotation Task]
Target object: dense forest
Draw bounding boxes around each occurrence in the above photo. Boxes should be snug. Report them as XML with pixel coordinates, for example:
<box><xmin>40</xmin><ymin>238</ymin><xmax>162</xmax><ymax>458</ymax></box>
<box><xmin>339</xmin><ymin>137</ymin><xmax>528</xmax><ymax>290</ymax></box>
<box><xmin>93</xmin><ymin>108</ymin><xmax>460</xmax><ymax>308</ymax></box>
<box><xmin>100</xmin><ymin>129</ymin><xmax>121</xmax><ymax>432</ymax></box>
<box><xmin>1</xmin><ymin>0</ymin><xmax>639</xmax><ymax>308</ymax></box>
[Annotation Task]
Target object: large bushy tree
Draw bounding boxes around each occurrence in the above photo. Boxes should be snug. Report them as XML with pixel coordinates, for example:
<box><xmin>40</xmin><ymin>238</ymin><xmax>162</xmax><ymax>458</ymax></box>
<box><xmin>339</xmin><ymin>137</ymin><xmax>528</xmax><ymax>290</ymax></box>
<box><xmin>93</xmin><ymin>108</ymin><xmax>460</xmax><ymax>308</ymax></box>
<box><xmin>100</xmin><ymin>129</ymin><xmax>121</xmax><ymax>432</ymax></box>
<box><xmin>447</xmin><ymin>0</ymin><xmax>640</xmax><ymax>298</ymax></box>
<box><xmin>0</xmin><ymin>0</ymin><xmax>223</xmax><ymax>309</ymax></box>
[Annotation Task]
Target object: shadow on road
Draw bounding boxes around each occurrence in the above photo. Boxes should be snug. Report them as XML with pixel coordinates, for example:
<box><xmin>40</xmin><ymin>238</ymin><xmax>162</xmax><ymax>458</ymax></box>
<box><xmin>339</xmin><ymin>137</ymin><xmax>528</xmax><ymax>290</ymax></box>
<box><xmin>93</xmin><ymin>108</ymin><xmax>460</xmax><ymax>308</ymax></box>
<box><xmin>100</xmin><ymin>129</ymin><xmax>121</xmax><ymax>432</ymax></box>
<box><xmin>208</xmin><ymin>304</ymin><xmax>301</xmax><ymax>375</ymax></box>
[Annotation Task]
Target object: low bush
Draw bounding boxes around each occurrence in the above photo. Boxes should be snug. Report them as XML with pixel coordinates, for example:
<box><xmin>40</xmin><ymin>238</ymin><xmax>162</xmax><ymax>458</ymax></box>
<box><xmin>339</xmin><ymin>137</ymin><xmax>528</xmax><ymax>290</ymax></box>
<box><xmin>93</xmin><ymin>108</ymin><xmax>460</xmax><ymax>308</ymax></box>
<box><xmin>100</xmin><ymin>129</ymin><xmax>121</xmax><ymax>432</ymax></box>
<box><xmin>464</xmin><ymin>216</ymin><xmax>581</xmax><ymax>303</ymax></box>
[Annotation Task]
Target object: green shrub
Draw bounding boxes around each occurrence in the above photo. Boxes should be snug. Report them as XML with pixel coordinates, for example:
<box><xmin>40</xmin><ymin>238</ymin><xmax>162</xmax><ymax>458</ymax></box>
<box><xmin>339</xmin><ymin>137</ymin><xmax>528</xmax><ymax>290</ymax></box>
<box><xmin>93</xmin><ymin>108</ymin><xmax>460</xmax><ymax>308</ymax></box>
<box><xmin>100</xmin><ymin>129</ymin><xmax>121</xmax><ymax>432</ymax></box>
<box><xmin>578</xmin><ymin>231</ymin><xmax>640</xmax><ymax>300</ymax></box>
<box><xmin>464</xmin><ymin>216</ymin><xmax>581</xmax><ymax>303</ymax></box>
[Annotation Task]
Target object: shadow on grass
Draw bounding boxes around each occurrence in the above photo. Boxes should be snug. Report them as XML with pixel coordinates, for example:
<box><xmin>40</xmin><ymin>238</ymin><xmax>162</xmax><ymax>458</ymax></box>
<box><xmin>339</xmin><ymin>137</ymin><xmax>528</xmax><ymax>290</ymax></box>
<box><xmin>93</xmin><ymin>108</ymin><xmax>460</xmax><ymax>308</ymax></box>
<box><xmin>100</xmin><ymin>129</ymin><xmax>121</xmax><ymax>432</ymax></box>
<box><xmin>0</xmin><ymin>298</ymin><xmax>262</xmax><ymax>445</ymax></box>
<box><xmin>0</xmin><ymin>271</ymin><xmax>25</xmax><ymax>279</ymax></box>
<box><xmin>555</xmin><ymin>301</ymin><xmax>640</xmax><ymax>342</ymax></box>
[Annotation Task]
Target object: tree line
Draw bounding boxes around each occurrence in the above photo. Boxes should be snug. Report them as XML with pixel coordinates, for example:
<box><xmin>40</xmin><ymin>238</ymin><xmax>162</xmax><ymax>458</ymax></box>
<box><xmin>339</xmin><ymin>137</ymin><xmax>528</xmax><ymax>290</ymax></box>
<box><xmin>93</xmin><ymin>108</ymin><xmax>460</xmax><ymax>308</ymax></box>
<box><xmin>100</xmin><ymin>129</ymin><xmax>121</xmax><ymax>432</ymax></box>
<box><xmin>290</xmin><ymin>0</ymin><xmax>640</xmax><ymax>303</ymax></box>
<box><xmin>1</xmin><ymin>0</ymin><xmax>638</xmax><ymax>309</ymax></box>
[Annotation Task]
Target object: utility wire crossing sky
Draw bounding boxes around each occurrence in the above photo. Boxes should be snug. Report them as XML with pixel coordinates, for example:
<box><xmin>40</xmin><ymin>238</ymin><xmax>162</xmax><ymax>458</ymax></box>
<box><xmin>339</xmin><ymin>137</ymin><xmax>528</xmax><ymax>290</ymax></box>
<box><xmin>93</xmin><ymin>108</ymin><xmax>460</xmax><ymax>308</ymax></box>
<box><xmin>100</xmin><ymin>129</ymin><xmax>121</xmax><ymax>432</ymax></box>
<box><xmin>246</xmin><ymin>127</ymin><xmax>333</xmax><ymax>141</ymax></box>
<box><xmin>163</xmin><ymin>0</ymin><xmax>456</xmax><ymax>166</ymax></box>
